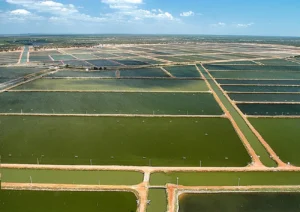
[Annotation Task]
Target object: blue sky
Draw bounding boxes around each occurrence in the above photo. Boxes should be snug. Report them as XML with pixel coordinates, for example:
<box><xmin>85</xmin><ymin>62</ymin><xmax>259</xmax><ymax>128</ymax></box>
<box><xmin>0</xmin><ymin>0</ymin><xmax>299</xmax><ymax>36</ymax></box>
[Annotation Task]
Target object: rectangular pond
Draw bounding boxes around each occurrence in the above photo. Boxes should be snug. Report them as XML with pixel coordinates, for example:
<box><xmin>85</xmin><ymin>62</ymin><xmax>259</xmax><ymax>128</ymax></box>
<box><xmin>150</xmin><ymin>171</ymin><xmax>300</xmax><ymax>186</ymax></box>
<box><xmin>237</xmin><ymin>103</ymin><xmax>300</xmax><ymax>116</ymax></box>
<box><xmin>217</xmin><ymin>79</ymin><xmax>300</xmax><ymax>85</ymax></box>
<box><xmin>13</xmin><ymin>79</ymin><xmax>209</xmax><ymax>91</ymax></box>
<box><xmin>179</xmin><ymin>192</ymin><xmax>300</xmax><ymax>212</ymax></box>
<box><xmin>0</xmin><ymin>116</ymin><xmax>250</xmax><ymax>167</ymax></box>
<box><xmin>164</xmin><ymin>65</ymin><xmax>201</xmax><ymax>78</ymax></box>
<box><xmin>250</xmin><ymin>118</ymin><xmax>300</xmax><ymax>166</ymax></box>
<box><xmin>0</xmin><ymin>190</ymin><xmax>137</xmax><ymax>212</ymax></box>
<box><xmin>222</xmin><ymin>85</ymin><xmax>300</xmax><ymax>93</ymax></box>
<box><xmin>211</xmin><ymin>71</ymin><xmax>300</xmax><ymax>80</ymax></box>
<box><xmin>0</xmin><ymin>92</ymin><xmax>223</xmax><ymax>115</ymax></box>
<box><xmin>229</xmin><ymin>93</ymin><xmax>300</xmax><ymax>102</ymax></box>
<box><xmin>1</xmin><ymin>168</ymin><xmax>143</xmax><ymax>185</ymax></box>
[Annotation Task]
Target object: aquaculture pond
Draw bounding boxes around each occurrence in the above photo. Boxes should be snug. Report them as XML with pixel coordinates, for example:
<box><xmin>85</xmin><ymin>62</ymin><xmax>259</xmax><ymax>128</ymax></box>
<box><xmin>250</xmin><ymin>118</ymin><xmax>300</xmax><ymax>166</ymax></box>
<box><xmin>211</xmin><ymin>71</ymin><xmax>300</xmax><ymax>80</ymax></box>
<box><xmin>0</xmin><ymin>116</ymin><xmax>250</xmax><ymax>167</ymax></box>
<box><xmin>237</xmin><ymin>103</ymin><xmax>300</xmax><ymax>115</ymax></box>
<box><xmin>13</xmin><ymin>78</ymin><xmax>209</xmax><ymax>91</ymax></box>
<box><xmin>147</xmin><ymin>189</ymin><xmax>167</xmax><ymax>212</ymax></box>
<box><xmin>150</xmin><ymin>171</ymin><xmax>300</xmax><ymax>186</ymax></box>
<box><xmin>217</xmin><ymin>79</ymin><xmax>300</xmax><ymax>85</ymax></box>
<box><xmin>222</xmin><ymin>85</ymin><xmax>300</xmax><ymax>93</ymax></box>
<box><xmin>229</xmin><ymin>93</ymin><xmax>300</xmax><ymax>102</ymax></box>
<box><xmin>0</xmin><ymin>190</ymin><xmax>137</xmax><ymax>212</ymax></box>
<box><xmin>1</xmin><ymin>168</ymin><xmax>143</xmax><ymax>185</ymax></box>
<box><xmin>0</xmin><ymin>92</ymin><xmax>223</xmax><ymax>115</ymax></box>
<box><xmin>164</xmin><ymin>65</ymin><xmax>200</xmax><ymax>78</ymax></box>
<box><xmin>205</xmin><ymin>64</ymin><xmax>300</xmax><ymax>72</ymax></box>
<box><xmin>179</xmin><ymin>192</ymin><xmax>300</xmax><ymax>212</ymax></box>
<box><xmin>51</xmin><ymin>70</ymin><xmax>116</xmax><ymax>78</ymax></box>
<box><xmin>120</xmin><ymin>68</ymin><xmax>168</xmax><ymax>77</ymax></box>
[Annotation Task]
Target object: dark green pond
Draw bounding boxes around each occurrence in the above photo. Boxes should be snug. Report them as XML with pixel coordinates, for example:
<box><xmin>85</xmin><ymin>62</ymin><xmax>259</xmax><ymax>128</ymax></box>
<box><xmin>237</xmin><ymin>103</ymin><xmax>300</xmax><ymax>115</ymax></box>
<box><xmin>179</xmin><ymin>192</ymin><xmax>300</xmax><ymax>212</ymax></box>
<box><xmin>205</xmin><ymin>64</ymin><xmax>300</xmax><ymax>71</ymax></box>
<box><xmin>230</xmin><ymin>93</ymin><xmax>300</xmax><ymax>102</ymax></box>
<box><xmin>211</xmin><ymin>71</ymin><xmax>300</xmax><ymax>80</ymax></box>
<box><xmin>223</xmin><ymin>85</ymin><xmax>300</xmax><ymax>93</ymax></box>
<box><xmin>217</xmin><ymin>79</ymin><xmax>300</xmax><ymax>85</ymax></box>
<box><xmin>0</xmin><ymin>190</ymin><xmax>137</xmax><ymax>212</ymax></box>
<box><xmin>0</xmin><ymin>116</ymin><xmax>250</xmax><ymax>167</ymax></box>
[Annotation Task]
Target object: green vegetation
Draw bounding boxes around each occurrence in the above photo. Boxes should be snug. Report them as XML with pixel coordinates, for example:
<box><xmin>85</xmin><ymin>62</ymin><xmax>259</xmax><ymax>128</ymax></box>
<box><xmin>0</xmin><ymin>116</ymin><xmax>250</xmax><ymax>166</ymax></box>
<box><xmin>250</xmin><ymin>118</ymin><xmax>300</xmax><ymax>166</ymax></box>
<box><xmin>0</xmin><ymin>190</ymin><xmax>137</xmax><ymax>212</ymax></box>
<box><xmin>1</xmin><ymin>168</ymin><xmax>143</xmax><ymax>185</ymax></box>
<box><xmin>14</xmin><ymin>78</ymin><xmax>209</xmax><ymax>91</ymax></box>
<box><xmin>0</xmin><ymin>92</ymin><xmax>223</xmax><ymax>115</ymax></box>
<box><xmin>179</xmin><ymin>192</ymin><xmax>300</xmax><ymax>212</ymax></box>
<box><xmin>197</xmin><ymin>65</ymin><xmax>277</xmax><ymax>167</ymax></box>
<box><xmin>147</xmin><ymin>189</ymin><xmax>168</xmax><ymax>212</ymax></box>
<box><xmin>150</xmin><ymin>171</ymin><xmax>300</xmax><ymax>186</ymax></box>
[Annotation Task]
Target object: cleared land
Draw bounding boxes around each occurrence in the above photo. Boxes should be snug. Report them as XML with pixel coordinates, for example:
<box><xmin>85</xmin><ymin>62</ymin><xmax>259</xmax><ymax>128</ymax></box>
<box><xmin>0</xmin><ymin>116</ymin><xmax>251</xmax><ymax>167</ymax></box>
<box><xmin>0</xmin><ymin>92</ymin><xmax>223</xmax><ymax>115</ymax></box>
<box><xmin>250</xmin><ymin>118</ymin><xmax>300</xmax><ymax>166</ymax></box>
<box><xmin>0</xmin><ymin>190</ymin><xmax>137</xmax><ymax>212</ymax></box>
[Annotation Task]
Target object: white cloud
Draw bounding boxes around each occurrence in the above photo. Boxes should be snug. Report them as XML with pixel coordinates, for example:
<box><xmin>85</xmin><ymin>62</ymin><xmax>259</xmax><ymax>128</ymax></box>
<box><xmin>235</xmin><ymin>22</ymin><xmax>254</xmax><ymax>28</ymax></box>
<box><xmin>10</xmin><ymin>9</ymin><xmax>31</xmax><ymax>15</ymax></box>
<box><xmin>211</xmin><ymin>22</ymin><xmax>226</xmax><ymax>27</ymax></box>
<box><xmin>6</xmin><ymin>0</ymin><xmax>78</xmax><ymax>16</ymax></box>
<box><xmin>102</xmin><ymin>0</ymin><xmax>142</xmax><ymax>9</ymax></box>
<box><xmin>1</xmin><ymin>9</ymin><xmax>44</xmax><ymax>23</ymax></box>
<box><xmin>4</xmin><ymin>0</ymin><xmax>177</xmax><ymax>25</ymax></box>
<box><xmin>180</xmin><ymin>11</ymin><xmax>194</xmax><ymax>17</ymax></box>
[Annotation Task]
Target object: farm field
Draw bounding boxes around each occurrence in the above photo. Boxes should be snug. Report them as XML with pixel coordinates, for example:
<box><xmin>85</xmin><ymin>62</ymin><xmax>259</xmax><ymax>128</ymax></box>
<box><xmin>1</xmin><ymin>40</ymin><xmax>300</xmax><ymax>212</ymax></box>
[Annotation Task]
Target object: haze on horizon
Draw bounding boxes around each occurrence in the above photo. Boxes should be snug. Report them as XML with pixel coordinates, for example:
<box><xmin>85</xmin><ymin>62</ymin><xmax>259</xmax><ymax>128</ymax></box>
<box><xmin>0</xmin><ymin>0</ymin><xmax>299</xmax><ymax>36</ymax></box>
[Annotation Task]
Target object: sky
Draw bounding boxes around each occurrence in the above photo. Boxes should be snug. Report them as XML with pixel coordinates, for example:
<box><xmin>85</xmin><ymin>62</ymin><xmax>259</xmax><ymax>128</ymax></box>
<box><xmin>0</xmin><ymin>0</ymin><xmax>299</xmax><ymax>36</ymax></box>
